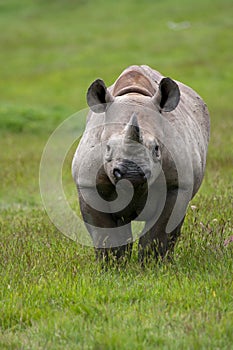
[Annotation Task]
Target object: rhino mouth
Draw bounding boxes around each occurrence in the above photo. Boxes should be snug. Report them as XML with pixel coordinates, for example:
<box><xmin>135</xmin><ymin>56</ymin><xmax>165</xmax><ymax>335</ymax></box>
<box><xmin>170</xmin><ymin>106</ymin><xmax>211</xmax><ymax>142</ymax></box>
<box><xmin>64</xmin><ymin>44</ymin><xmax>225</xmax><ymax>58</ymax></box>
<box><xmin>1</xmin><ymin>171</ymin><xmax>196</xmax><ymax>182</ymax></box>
<box><xmin>112</xmin><ymin>160</ymin><xmax>150</xmax><ymax>185</ymax></box>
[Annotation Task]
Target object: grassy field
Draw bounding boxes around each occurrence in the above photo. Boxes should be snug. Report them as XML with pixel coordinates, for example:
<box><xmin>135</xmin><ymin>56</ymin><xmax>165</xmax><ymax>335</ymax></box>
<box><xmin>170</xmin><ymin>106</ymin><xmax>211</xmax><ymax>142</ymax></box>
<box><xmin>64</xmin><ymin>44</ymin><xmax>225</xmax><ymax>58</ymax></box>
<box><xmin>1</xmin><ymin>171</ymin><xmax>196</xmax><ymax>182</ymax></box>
<box><xmin>0</xmin><ymin>0</ymin><xmax>233</xmax><ymax>349</ymax></box>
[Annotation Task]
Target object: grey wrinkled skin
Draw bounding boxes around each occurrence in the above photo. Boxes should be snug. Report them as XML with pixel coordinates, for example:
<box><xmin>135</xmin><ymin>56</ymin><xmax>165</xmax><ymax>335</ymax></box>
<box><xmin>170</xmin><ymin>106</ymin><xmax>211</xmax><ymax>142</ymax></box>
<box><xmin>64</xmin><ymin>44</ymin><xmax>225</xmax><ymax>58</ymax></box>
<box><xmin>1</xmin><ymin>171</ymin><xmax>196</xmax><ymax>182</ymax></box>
<box><xmin>72</xmin><ymin>65</ymin><xmax>210</xmax><ymax>263</ymax></box>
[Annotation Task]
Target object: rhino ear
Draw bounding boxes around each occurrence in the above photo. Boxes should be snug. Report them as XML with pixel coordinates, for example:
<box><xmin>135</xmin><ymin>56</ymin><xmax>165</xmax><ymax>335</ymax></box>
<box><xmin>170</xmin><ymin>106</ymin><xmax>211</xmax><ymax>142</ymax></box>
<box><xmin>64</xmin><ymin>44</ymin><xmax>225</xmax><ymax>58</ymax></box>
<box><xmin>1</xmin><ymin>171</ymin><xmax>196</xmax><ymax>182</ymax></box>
<box><xmin>153</xmin><ymin>77</ymin><xmax>180</xmax><ymax>112</ymax></box>
<box><xmin>87</xmin><ymin>79</ymin><xmax>114</xmax><ymax>113</ymax></box>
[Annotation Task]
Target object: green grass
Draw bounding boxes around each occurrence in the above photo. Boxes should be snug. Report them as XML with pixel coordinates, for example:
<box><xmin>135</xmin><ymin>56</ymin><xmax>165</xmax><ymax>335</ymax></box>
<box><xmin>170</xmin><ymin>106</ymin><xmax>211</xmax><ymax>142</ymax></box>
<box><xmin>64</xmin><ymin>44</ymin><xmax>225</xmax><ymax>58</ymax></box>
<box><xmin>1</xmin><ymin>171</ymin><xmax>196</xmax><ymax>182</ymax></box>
<box><xmin>0</xmin><ymin>0</ymin><xmax>233</xmax><ymax>349</ymax></box>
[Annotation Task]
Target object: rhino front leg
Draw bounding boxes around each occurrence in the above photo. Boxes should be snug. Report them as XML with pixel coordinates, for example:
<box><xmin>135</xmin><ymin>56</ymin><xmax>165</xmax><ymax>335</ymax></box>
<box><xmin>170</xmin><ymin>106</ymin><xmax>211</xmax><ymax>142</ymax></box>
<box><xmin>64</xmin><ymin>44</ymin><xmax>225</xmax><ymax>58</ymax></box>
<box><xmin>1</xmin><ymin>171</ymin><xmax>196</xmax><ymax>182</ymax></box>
<box><xmin>138</xmin><ymin>189</ymin><xmax>187</xmax><ymax>263</ymax></box>
<box><xmin>138</xmin><ymin>218</ymin><xmax>185</xmax><ymax>263</ymax></box>
<box><xmin>78</xmin><ymin>190</ymin><xmax>133</xmax><ymax>262</ymax></box>
<box><xmin>92</xmin><ymin>217</ymin><xmax>133</xmax><ymax>264</ymax></box>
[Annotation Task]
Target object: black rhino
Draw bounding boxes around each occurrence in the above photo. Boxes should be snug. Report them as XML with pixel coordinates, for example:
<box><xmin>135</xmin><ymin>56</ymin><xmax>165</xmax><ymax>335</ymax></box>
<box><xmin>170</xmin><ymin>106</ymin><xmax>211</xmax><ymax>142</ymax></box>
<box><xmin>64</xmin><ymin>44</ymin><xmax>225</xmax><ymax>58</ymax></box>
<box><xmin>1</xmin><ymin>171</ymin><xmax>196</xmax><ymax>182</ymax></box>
<box><xmin>72</xmin><ymin>65</ymin><xmax>210</xmax><ymax>262</ymax></box>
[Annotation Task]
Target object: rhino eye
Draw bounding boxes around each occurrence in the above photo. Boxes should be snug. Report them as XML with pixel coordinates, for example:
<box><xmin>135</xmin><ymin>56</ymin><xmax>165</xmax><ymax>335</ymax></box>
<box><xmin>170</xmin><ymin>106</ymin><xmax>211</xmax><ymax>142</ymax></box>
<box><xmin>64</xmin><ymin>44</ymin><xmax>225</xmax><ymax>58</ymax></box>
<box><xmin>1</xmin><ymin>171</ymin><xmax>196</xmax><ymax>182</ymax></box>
<box><xmin>153</xmin><ymin>144</ymin><xmax>160</xmax><ymax>158</ymax></box>
<box><xmin>105</xmin><ymin>144</ymin><xmax>112</xmax><ymax>162</ymax></box>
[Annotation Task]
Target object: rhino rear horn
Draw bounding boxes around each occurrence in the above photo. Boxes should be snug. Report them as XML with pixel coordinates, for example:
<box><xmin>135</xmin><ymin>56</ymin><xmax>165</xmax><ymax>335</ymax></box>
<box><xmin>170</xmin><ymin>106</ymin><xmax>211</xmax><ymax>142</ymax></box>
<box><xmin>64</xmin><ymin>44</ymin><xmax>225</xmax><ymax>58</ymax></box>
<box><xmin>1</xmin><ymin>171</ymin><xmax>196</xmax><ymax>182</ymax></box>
<box><xmin>124</xmin><ymin>113</ymin><xmax>142</xmax><ymax>143</ymax></box>
<box><xmin>87</xmin><ymin>79</ymin><xmax>114</xmax><ymax>113</ymax></box>
<box><xmin>153</xmin><ymin>77</ymin><xmax>180</xmax><ymax>112</ymax></box>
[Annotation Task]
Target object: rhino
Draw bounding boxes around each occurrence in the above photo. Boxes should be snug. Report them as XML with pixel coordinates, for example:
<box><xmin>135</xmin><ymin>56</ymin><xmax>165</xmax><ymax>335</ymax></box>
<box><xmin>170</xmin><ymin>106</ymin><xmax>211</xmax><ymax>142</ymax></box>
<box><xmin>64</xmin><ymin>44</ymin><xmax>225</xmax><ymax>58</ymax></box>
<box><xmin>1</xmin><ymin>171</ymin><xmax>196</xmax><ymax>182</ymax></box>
<box><xmin>72</xmin><ymin>65</ymin><xmax>210</xmax><ymax>262</ymax></box>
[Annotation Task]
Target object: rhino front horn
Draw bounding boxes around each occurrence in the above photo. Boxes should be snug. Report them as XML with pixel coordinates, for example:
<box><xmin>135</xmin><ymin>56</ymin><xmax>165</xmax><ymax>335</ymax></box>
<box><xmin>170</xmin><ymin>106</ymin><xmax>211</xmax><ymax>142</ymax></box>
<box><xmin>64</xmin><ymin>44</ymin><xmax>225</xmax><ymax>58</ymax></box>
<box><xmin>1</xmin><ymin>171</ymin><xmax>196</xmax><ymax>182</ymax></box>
<box><xmin>125</xmin><ymin>113</ymin><xmax>142</xmax><ymax>143</ymax></box>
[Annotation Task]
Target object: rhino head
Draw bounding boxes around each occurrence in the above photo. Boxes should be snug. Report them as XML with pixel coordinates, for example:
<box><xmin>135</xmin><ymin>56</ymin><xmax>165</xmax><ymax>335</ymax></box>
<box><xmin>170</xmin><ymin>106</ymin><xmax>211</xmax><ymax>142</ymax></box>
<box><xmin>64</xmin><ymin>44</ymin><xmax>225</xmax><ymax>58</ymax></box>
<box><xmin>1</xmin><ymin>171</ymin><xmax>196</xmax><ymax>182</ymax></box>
<box><xmin>86</xmin><ymin>76</ymin><xmax>180</xmax><ymax>187</ymax></box>
<box><xmin>101</xmin><ymin>113</ymin><xmax>161</xmax><ymax>186</ymax></box>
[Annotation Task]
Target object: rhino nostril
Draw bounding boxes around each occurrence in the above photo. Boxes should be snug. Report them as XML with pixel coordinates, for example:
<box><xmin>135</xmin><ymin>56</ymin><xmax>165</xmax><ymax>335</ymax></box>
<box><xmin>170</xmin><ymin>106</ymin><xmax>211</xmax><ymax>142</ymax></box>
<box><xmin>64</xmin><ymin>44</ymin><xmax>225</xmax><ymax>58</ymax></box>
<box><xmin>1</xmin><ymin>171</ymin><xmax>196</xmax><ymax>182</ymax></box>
<box><xmin>113</xmin><ymin>168</ymin><xmax>122</xmax><ymax>180</ymax></box>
